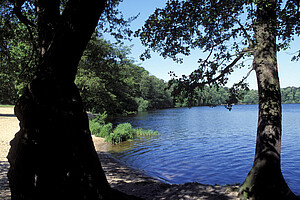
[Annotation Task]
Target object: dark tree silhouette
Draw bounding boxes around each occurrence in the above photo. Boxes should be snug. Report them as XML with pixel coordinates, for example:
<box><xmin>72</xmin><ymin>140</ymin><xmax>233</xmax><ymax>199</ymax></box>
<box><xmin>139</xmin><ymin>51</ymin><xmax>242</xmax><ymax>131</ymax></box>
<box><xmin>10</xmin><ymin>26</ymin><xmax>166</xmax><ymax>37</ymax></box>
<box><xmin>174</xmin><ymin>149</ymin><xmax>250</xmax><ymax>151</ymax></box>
<box><xmin>6</xmin><ymin>0</ymin><xmax>138</xmax><ymax>199</ymax></box>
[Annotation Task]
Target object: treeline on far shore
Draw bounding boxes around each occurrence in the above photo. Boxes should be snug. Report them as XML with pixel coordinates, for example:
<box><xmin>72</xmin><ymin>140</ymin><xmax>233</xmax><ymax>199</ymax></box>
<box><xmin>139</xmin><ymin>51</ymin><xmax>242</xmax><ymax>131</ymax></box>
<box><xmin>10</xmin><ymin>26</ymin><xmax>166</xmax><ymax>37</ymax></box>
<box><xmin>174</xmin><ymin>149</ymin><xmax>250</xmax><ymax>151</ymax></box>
<box><xmin>182</xmin><ymin>86</ymin><xmax>300</xmax><ymax>108</ymax></box>
<box><xmin>1</xmin><ymin>35</ymin><xmax>300</xmax><ymax>116</ymax></box>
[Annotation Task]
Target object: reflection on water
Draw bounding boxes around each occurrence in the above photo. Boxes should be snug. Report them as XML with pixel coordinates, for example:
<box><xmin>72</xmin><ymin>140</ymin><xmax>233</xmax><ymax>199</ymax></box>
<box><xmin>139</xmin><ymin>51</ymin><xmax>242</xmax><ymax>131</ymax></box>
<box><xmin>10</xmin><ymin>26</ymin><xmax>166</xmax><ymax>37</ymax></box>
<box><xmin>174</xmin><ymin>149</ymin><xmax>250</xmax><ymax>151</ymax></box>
<box><xmin>108</xmin><ymin>104</ymin><xmax>300</xmax><ymax>195</ymax></box>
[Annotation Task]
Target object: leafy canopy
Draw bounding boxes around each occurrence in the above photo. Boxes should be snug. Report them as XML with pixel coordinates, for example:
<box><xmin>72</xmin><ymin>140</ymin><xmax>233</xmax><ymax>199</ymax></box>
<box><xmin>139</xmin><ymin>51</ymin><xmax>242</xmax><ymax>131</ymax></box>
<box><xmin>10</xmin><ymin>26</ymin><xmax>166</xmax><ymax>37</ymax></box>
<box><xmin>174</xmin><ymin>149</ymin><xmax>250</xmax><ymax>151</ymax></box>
<box><xmin>0</xmin><ymin>0</ymin><xmax>136</xmax><ymax>104</ymax></box>
<box><xmin>76</xmin><ymin>35</ymin><xmax>173</xmax><ymax>115</ymax></box>
<box><xmin>136</xmin><ymin>0</ymin><xmax>300</xmax><ymax>105</ymax></box>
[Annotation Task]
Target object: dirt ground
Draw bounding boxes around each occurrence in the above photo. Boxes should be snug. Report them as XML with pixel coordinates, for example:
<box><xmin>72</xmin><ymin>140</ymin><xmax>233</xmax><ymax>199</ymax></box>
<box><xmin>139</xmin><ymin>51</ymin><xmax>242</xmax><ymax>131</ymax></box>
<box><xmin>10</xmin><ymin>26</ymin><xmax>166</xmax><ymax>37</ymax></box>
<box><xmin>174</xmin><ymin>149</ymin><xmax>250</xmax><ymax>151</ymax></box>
<box><xmin>0</xmin><ymin>107</ymin><xmax>19</xmax><ymax>199</ymax></box>
<box><xmin>0</xmin><ymin>107</ymin><xmax>239</xmax><ymax>200</ymax></box>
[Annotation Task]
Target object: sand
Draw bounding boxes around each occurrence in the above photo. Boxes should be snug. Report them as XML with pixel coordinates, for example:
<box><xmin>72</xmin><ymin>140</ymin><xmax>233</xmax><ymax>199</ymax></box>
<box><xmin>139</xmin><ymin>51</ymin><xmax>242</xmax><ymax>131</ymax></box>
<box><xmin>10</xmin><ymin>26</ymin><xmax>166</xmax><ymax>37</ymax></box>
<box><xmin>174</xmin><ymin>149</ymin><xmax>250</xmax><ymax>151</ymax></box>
<box><xmin>0</xmin><ymin>107</ymin><xmax>239</xmax><ymax>199</ymax></box>
<box><xmin>0</xmin><ymin>107</ymin><xmax>19</xmax><ymax>199</ymax></box>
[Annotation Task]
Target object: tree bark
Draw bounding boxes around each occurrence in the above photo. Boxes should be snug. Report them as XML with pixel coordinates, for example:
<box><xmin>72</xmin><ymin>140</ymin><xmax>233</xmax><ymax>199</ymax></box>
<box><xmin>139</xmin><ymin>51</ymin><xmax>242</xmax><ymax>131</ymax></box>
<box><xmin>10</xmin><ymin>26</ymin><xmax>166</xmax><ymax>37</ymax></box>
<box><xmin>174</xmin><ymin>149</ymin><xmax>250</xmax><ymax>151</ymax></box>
<box><xmin>7</xmin><ymin>1</ymin><xmax>136</xmax><ymax>199</ymax></box>
<box><xmin>239</xmin><ymin>1</ymin><xmax>297</xmax><ymax>199</ymax></box>
<box><xmin>36</xmin><ymin>0</ymin><xmax>60</xmax><ymax>58</ymax></box>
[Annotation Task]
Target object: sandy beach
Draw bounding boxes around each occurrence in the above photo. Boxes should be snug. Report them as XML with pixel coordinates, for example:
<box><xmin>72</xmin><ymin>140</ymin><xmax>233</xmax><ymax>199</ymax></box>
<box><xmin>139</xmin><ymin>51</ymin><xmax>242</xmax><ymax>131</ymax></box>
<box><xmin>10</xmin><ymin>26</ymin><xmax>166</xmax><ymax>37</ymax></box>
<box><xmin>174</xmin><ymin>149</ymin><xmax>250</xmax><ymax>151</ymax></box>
<box><xmin>0</xmin><ymin>107</ymin><xmax>239</xmax><ymax>199</ymax></box>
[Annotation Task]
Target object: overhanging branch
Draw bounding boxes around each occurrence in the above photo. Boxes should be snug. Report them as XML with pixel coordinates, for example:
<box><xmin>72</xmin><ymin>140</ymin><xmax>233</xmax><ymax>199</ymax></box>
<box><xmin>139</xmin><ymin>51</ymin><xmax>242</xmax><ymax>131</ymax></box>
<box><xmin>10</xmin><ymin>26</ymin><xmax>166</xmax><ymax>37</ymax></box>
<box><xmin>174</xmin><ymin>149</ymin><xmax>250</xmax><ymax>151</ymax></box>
<box><xmin>202</xmin><ymin>47</ymin><xmax>252</xmax><ymax>85</ymax></box>
<box><xmin>10</xmin><ymin>0</ymin><xmax>36</xmax><ymax>27</ymax></box>
<box><xmin>232</xmin><ymin>16</ymin><xmax>254</xmax><ymax>47</ymax></box>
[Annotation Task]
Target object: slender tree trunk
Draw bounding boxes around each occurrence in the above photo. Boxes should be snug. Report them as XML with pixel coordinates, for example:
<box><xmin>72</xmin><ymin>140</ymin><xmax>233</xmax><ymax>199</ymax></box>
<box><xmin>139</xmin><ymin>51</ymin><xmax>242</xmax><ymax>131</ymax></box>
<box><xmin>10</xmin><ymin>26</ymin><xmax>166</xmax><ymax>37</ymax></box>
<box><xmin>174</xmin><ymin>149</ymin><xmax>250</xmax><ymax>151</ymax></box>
<box><xmin>7</xmin><ymin>1</ymin><xmax>137</xmax><ymax>199</ymax></box>
<box><xmin>239</xmin><ymin>1</ymin><xmax>297</xmax><ymax>199</ymax></box>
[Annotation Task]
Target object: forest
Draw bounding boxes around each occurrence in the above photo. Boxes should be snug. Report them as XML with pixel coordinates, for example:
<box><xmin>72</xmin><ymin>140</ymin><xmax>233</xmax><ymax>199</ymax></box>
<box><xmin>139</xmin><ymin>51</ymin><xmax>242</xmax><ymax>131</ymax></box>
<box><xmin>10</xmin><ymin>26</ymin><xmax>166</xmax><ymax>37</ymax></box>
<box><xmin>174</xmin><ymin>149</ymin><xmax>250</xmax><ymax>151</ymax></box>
<box><xmin>1</xmin><ymin>35</ymin><xmax>299</xmax><ymax>115</ymax></box>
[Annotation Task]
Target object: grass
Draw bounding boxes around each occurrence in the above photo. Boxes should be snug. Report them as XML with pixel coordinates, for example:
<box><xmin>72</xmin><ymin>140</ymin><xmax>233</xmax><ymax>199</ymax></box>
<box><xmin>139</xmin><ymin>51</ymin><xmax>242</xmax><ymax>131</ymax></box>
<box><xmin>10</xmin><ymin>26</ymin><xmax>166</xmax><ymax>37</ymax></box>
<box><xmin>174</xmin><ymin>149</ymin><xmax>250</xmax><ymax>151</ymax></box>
<box><xmin>0</xmin><ymin>104</ymin><xmax>14</xmax><ymax>107</ymax></box>
<box><xmin>134</xmin><ymin>128</ymin><xmax>158</xmax><ymax>136</ymax></box>
<box><xmin>89</xmin><ymin>115</ymin><xmax>158</xmax><ymax>144</ymax></box>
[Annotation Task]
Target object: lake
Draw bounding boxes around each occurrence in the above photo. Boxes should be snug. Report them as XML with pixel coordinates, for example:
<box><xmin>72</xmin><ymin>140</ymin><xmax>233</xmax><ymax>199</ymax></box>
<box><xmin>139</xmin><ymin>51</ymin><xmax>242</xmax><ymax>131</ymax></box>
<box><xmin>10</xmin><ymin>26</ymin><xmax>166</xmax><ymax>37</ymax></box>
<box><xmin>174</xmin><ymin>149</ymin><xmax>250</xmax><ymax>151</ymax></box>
<box><xmin>108</xmin><ymin>104</ymin><xmax>300</xmax><ymax>195</ymax></box>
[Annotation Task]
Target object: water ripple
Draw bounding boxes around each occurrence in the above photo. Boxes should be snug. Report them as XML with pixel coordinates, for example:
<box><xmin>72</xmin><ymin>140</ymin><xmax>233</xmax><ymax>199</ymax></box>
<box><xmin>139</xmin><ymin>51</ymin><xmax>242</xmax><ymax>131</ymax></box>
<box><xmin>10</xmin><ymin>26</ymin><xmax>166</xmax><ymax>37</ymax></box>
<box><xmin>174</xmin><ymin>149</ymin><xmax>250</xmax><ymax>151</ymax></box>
<box><xmin>111</xmin><ymin>104</ymin><xmax>300</xmax><ymax>195</ymax></box>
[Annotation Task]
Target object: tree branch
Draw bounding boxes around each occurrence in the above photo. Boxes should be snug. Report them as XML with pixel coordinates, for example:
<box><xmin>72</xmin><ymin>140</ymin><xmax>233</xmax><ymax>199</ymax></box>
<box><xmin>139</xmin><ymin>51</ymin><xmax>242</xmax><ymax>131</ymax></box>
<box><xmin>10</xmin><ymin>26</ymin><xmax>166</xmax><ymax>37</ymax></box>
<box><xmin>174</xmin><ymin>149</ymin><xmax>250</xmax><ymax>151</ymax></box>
<box><xmin>36</xmin><ymin>0</ymin><xmax>60</xmax><ymax>57</ymax></box>
<box><xmin>202</xmin><ymin>47</ymin><xmax>250</xmax><ymax>85</ymax></box>
<box><xmin>38</xmin><ymin>0</ymin><xmax>106</xmax><ymax>82</ymax></box>
<box><xmin>238</xmin><ymin>66</ymin><xmax>254</xmax><ymax>86</ymax></box>
<box><xmin>200</xmin><ymin>30</ymin><xmax>242</xmax><ymax>67</ymax></box>
<box><xmin>10</xmin><ymin>0</ymin><xmax>36</xmax><ymax>27</ymax></box>
<box><xmin>232</xmin><ymin>16</ymin><xmax>254</xmax><ymax>47</ymax></box>
<box><xmin>9</xmin><ymin>0</ymin><xmax>39</xmax><ymax>71</ymax></box>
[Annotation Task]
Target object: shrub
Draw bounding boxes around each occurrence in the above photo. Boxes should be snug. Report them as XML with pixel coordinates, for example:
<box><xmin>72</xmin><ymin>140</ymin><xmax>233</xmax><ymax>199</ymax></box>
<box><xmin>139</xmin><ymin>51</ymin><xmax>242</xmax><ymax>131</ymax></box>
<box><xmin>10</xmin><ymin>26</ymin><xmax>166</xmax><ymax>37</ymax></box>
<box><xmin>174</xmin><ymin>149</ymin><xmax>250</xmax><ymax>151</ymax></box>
<box><xmin>90</xmin><ymin>119</ymin><xmax>158</xmax><ymax>144</ymax></box>
<box><xmin>93</xmin><ymin>111</ymin><xmax>108</xmax><ymax>126</ymax></box>
<box><xmin>89</xmin><ymin>120</ymin><xmax>102</xmax><ymax>135</ymax></box>
<box><xmin>98</xmin><ymin>123</ymin><xmax>113</xmax><ymax>138</ymax></box>
<box><xmin>105</xmin><ymin>123</ymin><xmax>134</xmax><ymax>144</ymax></box>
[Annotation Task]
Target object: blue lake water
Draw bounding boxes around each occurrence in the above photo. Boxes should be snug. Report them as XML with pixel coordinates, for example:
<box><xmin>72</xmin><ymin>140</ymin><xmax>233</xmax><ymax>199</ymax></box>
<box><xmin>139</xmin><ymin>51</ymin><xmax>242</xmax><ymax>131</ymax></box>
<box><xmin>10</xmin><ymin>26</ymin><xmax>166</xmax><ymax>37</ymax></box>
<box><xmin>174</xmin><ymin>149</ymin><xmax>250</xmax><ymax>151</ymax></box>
<box><xmin>108</xmin><ymin>104</ymin><xmax>300</xmax><ymax>195</ymax></box>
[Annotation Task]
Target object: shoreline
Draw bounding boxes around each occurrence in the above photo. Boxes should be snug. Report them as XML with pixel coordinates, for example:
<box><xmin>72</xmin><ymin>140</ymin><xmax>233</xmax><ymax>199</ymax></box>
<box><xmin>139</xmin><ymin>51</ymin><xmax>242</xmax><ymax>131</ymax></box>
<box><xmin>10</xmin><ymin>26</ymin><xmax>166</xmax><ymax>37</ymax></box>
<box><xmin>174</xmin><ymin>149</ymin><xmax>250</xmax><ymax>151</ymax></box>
<box><xmin>93</xmin><ymin>136</ymin><xmax>239</xmax><ymax>199</ymax></box>
<box><xmin>0</xmin><ymin>107</ymin><xmax>239</xmax><ymax>199</ymax></box>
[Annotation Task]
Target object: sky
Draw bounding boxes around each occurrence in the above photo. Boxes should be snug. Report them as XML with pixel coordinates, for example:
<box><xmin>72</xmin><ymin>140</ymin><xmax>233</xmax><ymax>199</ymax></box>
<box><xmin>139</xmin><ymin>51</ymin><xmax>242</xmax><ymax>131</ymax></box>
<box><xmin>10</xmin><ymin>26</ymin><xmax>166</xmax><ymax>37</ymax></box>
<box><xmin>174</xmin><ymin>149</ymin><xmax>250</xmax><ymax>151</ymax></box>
<box><xmin>104</xmin><ymin>0</ymin><xmax>300</xmax><ymax>90</ymax></box>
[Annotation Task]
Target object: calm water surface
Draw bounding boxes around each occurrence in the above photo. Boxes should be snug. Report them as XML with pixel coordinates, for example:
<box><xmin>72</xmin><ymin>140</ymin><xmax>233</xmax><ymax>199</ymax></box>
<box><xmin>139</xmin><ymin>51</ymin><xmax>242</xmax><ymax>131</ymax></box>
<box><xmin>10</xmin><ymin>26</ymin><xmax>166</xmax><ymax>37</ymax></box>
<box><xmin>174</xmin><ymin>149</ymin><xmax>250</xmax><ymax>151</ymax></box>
<box><xmin>108</xmin><ymin>104</ymin><xmax>300</xmax><ymax>195</ymax></box>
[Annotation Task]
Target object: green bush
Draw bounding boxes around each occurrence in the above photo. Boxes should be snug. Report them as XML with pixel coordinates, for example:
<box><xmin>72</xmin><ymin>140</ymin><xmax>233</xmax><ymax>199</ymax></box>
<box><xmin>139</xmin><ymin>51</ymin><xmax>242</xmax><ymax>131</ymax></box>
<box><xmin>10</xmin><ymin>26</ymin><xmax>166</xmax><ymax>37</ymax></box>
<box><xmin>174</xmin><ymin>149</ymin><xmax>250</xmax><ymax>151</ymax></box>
<box><xmin>89</xmin><ymin>120</ymin><xmax>102</xmax><ymax>135</ymax></box>
<box><xmin>93</xmin><ymin>111</ymin><xmax>108</xmax><ymax>126</ymax></box>
<box><xmin>105</xmin><ymin>123</ymin><xmax>134</xmax><ymax>144</ymax></box>
<box><xmin>98</xmin><ymin>123</ymin><xmax>113</xmax><ymax>138</ymax></box>
<box><xmin>89</xmin><ymin>112</ymin><xmax>110</xmax><ymax>136</ymax></box>
<box><xmin>90</xmin><ymin>118</ymin><xmax>158</xmax><ymax>144</ymax></box>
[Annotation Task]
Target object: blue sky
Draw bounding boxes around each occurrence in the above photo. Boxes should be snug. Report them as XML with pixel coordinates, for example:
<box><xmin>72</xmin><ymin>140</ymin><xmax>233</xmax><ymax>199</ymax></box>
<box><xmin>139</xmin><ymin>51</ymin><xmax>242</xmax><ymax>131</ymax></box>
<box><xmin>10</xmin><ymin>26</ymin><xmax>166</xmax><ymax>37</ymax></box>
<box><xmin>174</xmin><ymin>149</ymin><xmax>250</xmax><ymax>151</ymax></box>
<box><xmin>104</xmin><ymin>0</ymin><xmax>300</xmax><ymax>90</ymax></box>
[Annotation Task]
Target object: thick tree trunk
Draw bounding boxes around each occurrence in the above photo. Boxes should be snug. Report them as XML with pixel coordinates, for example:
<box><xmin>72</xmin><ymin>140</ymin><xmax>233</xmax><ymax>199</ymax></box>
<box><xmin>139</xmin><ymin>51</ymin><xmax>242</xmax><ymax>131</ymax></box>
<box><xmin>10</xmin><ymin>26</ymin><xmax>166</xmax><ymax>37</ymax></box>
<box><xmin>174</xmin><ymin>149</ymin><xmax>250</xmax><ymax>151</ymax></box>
<box><xmin>239</xmin><ymin>1</ymin><xmax>297</xmax><ymax>199</ymax></box>
<box><xmin>7</xmin><ymin>1</ymin><xmax>138</xmax><ymax>199</ymax></box>
<box><xmin>8</xmin><ymin>81</ymin><xmax>112</xmax><ymax>200</ymax></box>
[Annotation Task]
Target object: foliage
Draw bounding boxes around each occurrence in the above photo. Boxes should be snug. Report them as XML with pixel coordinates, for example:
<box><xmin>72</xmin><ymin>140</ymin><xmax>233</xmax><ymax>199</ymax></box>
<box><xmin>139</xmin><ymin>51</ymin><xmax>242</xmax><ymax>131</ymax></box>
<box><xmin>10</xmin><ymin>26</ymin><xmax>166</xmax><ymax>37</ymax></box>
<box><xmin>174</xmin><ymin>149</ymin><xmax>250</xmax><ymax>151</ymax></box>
<box><xmin>241</xmin><ymin>89</ymin><xmax>259</xmax><ymax>104</ymax></box>
<box><xmin>134</xmin><ymin>128</ymin><xmax>158</xmax><ymax>137</ymax></box>
<box><xmin>0</xmin><ymin>0</ymin><xmax>136</xmax><ymax>105</ymax></box>
<box><xmin>93</xmin><ymin>112</ymin><xmax>108</xmax><ymax>125</ymax></box>
<box><xmin>139</xmin><ymin>72</ymin><xmax>173</xmax><ymax>110</ymax></box>
<box><xmin>0</xmin><ymin>1</ymin><xmax>37</xmax><ymax>104</ymax></box>
<box><xmin>105</xmin><ymin>123</ymin><xmax>135</xmax><ymax>144</ymax></box>
<box><xmin>89</xmin><ymin>119</ymin><xmax>102</xmax><ymax>135</ymax></box>
<box><xmin>136</xmin><ymin>0</ymin><xmax>300</xmax><ymax>106</ymax></box>
<box><xmin>99</xmin><ymin>0</ymin><xmax>139</xmax><ymax>42</ymax></box>
<box><xmin>76</xmin><ymin>36</ymin><xmax>138</xmax><ymax>115</ymax></box>
<box><xmin>0</xmin><ymin>104</ymin><xmax>14</xmax><ymax>107</ymax></box>
<box><xmin>135</xmin><ymin>97</ymin><xmax>149</xmax><ymax>112</ymax></box>
<box><xmin>201</xmin><ymin>86</ymin><xmax>300</xmax><ymax>106</ymax></box>
<box><xmin>281</xmin><ymin>86</ymin><xmax>300</xmax><ymax>104</ymax></box>
<box><xmin>90</xmin><ymin>112</ymin><xmax>157</xmax><ymax>144</ymax></box>
<box><xmin>76</xmin><ymin>36</ymin><xmax>173</xmax><ymax>115</ymax></box>
<box><xmin>99</xmin><ymin>123</ymin><xmax>113</xmax><ymax>138</ymax></box>
<box><xmin>1</xmin><ymin>12</ymin><xmax>173</xmax><ymax>114</ymax></box>
<box><xmin>175</xmin><ymin>86</ymin><xmax>300</xmax><ymax>107</ymax></box>
<box><xmin>90</xmin><ymin>119</ymin><xmax>157</xmax><ymax>144</ymax></box>
<box><xmin>89</xmin><ymin>112</ymin><xmax>110</xmax><ymax>136</ymax></box>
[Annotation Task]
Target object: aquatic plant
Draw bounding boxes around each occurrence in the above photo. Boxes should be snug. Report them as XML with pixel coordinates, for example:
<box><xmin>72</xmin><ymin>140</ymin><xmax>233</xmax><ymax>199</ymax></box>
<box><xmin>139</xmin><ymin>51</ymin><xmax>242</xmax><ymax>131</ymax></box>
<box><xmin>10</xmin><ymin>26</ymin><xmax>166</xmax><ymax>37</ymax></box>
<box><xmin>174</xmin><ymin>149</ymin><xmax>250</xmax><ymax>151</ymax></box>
<box><xmin>90</xmin><ymin>116</ymin><xmax>158</xmax><ymax>144</ymax></box>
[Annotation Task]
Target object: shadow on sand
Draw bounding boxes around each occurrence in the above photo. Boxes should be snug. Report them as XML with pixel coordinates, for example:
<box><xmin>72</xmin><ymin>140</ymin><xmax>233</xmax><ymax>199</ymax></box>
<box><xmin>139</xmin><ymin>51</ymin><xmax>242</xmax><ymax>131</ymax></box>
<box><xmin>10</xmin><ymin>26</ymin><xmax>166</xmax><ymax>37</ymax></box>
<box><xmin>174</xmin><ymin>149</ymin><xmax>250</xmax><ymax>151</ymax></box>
<box><xmin>0</xmin><ymin>161</ymin><xmax>11</xmax><ymax>199</ymax></box>
<box><xmin>97</xmin><ymin>152</ymin><xmax>239</xmax><ymax>200</ymax></box>
<box><xmin>0</xmin><ymin>114</ymin><xmax>16</xmax><ymax>117</ymax></box>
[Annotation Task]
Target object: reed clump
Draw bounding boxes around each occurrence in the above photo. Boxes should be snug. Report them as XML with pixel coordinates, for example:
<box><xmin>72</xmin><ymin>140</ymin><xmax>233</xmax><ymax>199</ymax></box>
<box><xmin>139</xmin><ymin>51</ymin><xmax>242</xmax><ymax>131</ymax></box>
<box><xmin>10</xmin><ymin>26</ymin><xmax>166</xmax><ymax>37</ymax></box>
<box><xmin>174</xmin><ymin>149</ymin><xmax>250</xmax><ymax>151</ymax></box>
<box><xmin>89</xmin><ymin>112</ymin><xmax>158</xmax><ymax>144</ymax></box>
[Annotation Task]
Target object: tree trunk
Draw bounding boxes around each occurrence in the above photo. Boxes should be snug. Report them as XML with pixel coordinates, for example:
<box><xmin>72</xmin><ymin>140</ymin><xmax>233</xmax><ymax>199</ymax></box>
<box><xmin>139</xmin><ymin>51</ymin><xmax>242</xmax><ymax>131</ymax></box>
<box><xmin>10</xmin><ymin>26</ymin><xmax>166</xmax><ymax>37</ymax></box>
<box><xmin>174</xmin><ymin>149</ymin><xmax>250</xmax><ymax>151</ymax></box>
<box><xmin>239</xmin><ymin>1</ymin><xmax>297</xmax><ymax>199</ymax></box>
<box><xmin>7</xmin><ymin>1</ymin><xmax>138</xmax><ymax>199</ymax></box>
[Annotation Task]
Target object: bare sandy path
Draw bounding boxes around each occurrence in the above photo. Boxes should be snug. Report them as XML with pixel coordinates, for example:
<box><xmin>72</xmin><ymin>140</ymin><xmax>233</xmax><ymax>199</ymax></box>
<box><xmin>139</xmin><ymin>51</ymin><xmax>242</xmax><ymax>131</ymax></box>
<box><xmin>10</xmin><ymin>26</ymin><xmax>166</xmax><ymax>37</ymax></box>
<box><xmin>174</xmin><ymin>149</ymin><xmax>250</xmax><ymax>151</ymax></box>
<box><xmin>0</xmin><ymin>107</ymin><xmax>19</xmax><ymax>200</ymax></box>
<box><xmin>0</xmin><ymin>107</ymin><xmax>239</xmax><ymax>199</ymax></box>
<box><xmin>0</xmin><ymin>107</ymin><xmax>19</xmax><ymax>162</ymax></box>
